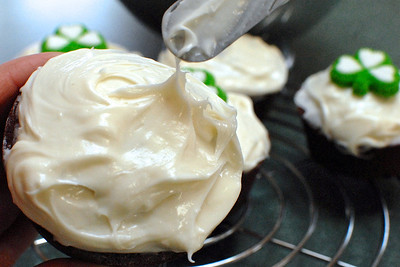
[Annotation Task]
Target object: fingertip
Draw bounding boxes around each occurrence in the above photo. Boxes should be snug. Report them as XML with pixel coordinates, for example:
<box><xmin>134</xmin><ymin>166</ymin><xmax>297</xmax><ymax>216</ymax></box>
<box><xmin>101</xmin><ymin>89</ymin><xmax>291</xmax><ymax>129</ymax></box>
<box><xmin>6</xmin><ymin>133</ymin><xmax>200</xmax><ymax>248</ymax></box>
<box><xmin>0</xmin><ymin>52</ymin><xmax>62</xmax><ymax>125</ymax></box>
<box><xmin>0</xmin><ymin>214</ymin><xmax>37</xmax><ymax>266</ymax></box>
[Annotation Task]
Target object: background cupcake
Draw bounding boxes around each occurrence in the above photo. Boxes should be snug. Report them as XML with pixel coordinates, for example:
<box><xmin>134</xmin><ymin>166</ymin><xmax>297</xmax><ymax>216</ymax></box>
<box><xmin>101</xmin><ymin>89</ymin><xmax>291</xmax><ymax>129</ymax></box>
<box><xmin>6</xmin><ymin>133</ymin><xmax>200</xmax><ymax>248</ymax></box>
<box><xmin>158</xmin><ymin>34</ymin><xmax>288</xmax><ymax>99</ymax></box>
<box><xmin>294</xmin><ymin>48</ymin><xmax>400</xmax><ymax>177</ymax></box>
<box><xmin>18</xmin><ymin>24</ymin><xmax>127</xmax><ymax>56</ymax></box>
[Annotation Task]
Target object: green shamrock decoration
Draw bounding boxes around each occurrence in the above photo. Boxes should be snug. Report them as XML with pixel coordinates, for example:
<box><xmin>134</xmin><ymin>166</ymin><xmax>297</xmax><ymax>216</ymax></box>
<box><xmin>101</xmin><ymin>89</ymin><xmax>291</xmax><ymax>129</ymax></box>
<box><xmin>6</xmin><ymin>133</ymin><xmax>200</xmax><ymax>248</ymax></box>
<box><xmin>41</xmin><ymin>24</ymin><xmax>107</xmax><ymax>52</ymax></box>
<box><xmin>183</xmin><ymin>67</ymin><xmax>228</xmax><ymax>102</ymax></box>
<box><xmin>330</xmin><ymin>48</ymin><xmax>400</xmax><ymax>97</ymax></box>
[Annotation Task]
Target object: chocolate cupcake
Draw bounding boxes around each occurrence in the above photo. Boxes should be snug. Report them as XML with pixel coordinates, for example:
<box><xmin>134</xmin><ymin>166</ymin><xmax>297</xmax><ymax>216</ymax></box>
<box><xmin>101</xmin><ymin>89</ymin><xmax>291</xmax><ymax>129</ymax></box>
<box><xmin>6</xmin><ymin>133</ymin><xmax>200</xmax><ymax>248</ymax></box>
<box><xmin>294</xmin><ymin>48</ymin><xmax>400</xmax><ymax>177</ymax></box>
<box><xmin>3</xmin><ymin>49</ymin><xmax>243</xmax><ymax>265</ymax></box>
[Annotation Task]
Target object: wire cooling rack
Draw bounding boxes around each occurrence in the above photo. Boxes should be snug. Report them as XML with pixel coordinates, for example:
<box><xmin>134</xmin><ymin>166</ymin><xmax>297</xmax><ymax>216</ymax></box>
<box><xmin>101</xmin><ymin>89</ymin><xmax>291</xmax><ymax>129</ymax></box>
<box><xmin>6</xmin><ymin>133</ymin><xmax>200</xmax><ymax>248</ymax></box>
<box><xmin>24</xmin><ymin>88</ymin><xmax>400</xmax><ymax>267</ymax></box>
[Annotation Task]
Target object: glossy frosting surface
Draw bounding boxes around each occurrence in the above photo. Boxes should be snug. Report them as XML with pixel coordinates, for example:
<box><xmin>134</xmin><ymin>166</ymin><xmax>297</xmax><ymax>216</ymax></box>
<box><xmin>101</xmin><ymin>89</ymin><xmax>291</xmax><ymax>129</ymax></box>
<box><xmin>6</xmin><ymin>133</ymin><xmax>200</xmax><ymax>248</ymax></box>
<box><xmin>159</xmin><ymin>34</ymin><xmax>288</xmax><ymax>96</ymax></box>
<box><xmin>294</xmin><ymin>68</ymin><xmax>400</xmax><ymax>156</ymax></box>
<box><xmin>227</xmin><ymin>93</ymin><xmax>269</xmax><ymax>171</ymax></box>
<box><xmin>5</xmin><ymin>49</ymin><xmax>243</xmax><ymax>258</ymax></box>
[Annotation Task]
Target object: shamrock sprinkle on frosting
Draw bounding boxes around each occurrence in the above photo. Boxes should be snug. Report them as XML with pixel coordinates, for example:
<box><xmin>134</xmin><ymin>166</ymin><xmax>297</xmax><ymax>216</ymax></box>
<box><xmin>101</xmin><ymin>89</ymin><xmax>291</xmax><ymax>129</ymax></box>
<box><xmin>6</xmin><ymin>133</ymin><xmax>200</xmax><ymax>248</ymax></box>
<box><xmin>330</xmin><ymin>48</ymin><xmax>400</xmax><ymax>97</ymax></box>
<box><xmin>183</xmin><ymin>67</ymin><xmax>228</xmax><ymax>102</ymax></box>
<box><xmin>41</xmin><ymin>24</ymin><xmax>107</xmax><ymax>52</ymax></box>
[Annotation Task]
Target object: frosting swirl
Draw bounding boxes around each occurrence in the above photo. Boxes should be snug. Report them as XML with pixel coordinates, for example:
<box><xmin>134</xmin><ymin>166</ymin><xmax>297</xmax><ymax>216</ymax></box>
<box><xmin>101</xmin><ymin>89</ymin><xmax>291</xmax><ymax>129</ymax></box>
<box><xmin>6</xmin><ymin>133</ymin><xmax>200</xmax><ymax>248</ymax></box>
<box><xmin>294</xmin><ymin>68</ymin><xmax>400</xmax><ymax>156</ymax></box>
<box><xmin>5</xmin><ymin>49</ymin><xmax>243</xmax><ymax>258</ymax></box>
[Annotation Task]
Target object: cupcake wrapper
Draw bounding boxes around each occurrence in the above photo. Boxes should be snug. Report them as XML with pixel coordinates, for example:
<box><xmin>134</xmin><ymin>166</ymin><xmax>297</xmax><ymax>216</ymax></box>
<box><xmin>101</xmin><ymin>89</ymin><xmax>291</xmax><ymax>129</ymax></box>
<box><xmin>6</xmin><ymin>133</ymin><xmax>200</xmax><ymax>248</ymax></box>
<box><xmin>300</xmin><ymin>116</ymin><xmax>400</xmax><ymax>178</ymax></box>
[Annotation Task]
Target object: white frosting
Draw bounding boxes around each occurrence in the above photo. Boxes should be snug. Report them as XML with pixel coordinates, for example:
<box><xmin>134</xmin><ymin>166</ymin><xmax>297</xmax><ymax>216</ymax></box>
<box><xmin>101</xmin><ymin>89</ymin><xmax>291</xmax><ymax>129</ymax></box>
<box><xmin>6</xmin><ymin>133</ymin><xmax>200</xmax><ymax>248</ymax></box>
<box><xmin>158</xmin><ymin>34</ymin><xmax>288</xmax><ymax>97</ymax></box>
<box><xmin>5</xmin><ymin>49</ymin><xmax>243</xmax><ymax>258</ymax></box>
<box><xmin>294</xmin><ymin>68</ymin><xmax>400</xmax><ymax>156</ymax></box>
<box><xmin>227</xmin><ymin>93</ymin><xmax>269</xmax><ymax>172</ymax></box>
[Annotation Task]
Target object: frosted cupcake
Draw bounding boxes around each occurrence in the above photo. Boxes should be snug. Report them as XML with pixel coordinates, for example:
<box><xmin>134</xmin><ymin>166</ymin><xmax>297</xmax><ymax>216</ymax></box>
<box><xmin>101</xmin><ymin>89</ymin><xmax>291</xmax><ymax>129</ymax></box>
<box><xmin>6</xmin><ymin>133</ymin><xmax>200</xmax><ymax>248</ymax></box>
<box><xmin>158</xmin><ymin>34</ymin><xmax>288</xmax><ymax>98</ymax></box>
<box><xmin>18</xmin><ymin>24</ymin><xmax>127</xmax><ymax>56</ymax></box>
<box><xmin>3</xmin><ymin>49</ymin><xmax>243</xmax><ymax>265</ymax></box>
<box><xmin>294</xmin><ymin>48</ymin><xmax>400</xmax><ymax>177</ymax></box>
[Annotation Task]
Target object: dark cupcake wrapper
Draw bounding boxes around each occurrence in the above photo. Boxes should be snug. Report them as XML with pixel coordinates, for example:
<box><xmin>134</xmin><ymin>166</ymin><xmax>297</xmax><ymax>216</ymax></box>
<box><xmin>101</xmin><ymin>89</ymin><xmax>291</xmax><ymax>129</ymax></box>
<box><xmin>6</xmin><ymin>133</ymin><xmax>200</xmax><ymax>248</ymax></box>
<box><xmin>34</xmin><ymin>222</ymin><xmax>183</xmax><ymax>267</ymax></box>
<box><xmin>298</xmin><ymin>107</ymin><xmax>400</xmax><ymax>178</ymax></box>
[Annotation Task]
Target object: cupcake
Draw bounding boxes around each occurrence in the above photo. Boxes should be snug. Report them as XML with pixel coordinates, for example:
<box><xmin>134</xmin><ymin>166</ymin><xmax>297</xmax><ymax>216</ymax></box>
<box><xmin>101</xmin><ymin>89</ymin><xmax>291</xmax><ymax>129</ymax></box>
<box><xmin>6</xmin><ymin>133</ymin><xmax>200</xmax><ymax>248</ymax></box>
<box><xmin>18</xmin><ymin>24</ymin><xmax>127</xmax><ymax>56</ymax></box>
<box><xmin>294</xmin><ymin>48</ymin><xmax>400</xmax><ymax>177</ymax></box>
<box><xmin>158</xmin><ymin>34</ymin><xmax>288</xmax><ymax>98</ymax></box>
<box><xmin>3</xmin><ymin>49</ymin><xmax>243</xmax><ymax>265</ymax></box>
<box><xmin>182</xmin><ymin>67</ymin><xmax>270</xmax><ymax>200</ymax></box>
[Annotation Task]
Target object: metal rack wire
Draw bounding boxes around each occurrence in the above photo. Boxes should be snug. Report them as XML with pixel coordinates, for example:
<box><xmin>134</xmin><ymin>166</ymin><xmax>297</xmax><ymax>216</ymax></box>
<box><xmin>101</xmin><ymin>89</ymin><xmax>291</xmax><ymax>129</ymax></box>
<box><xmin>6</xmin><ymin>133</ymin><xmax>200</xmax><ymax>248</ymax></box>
<box><xmin>30</xmin><ymin>90</ymin><xmax>394</xmax><ymax>266</ymax></box>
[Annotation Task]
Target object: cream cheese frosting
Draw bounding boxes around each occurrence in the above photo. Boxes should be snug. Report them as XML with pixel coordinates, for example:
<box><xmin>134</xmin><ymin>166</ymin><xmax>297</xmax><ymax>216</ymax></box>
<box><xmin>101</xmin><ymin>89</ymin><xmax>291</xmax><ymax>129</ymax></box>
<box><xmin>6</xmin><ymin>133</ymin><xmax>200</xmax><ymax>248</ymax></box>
<box><xmin>5</xmin><ymin>49</ymin><xmax>243</xmax><ymax>259</ymax></box>
<box><xmin>181</xmin><ymin>68</ymin><xmax>269</xmax><ymax>171</ymax></box>
<box><xmin>294</xmin><ymin>68</ymin><xmax>400</xmax><ymax>156</ymax></box>
<box><xmin>227</xmin><ymin>93</ymin><xmax>269</xmax><ymax>172</ymax></box>
<box><xmin>158</xmin><ymin>34</ymin><xmax>288</xmax><ymax>97</ymax></box>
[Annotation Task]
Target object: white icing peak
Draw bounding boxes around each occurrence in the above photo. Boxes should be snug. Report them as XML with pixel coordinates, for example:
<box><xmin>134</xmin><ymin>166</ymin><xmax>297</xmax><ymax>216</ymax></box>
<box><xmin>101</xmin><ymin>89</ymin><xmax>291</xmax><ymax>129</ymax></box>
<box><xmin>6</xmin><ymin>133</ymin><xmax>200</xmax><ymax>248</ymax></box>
<box><xmin>46</xmin><ymin>35</ymin><xmax>69</xmax><ymax>49</ymax></box>
<box><xmin>59</xmin><ymin>24</ymin><xmax>84</xmax><ymax>39</ymax></box>
<box><xmin>336</xmin><ymin>56</ymin><xmax>362</xmax><ymax>73</ymax></box>
<box><xmin>78</xmin><ymin>32</ymin><xmax>102</xmax><ymax>46</ymax></box>
<box><xmin>294</xmin><ymin>68</ymin><xmax>400</xmax><ymax>156</ymax></box>
<box><xmin>359</xmin><ymin>48</ymin><xmax>385</xmax><ymax>68</ymax></box>
<box><xmin>158</xmin><ymin>34</ymin><xmax>288</xmax><ymax>97</ymax></box>
<box><xmin>6</xmin><ymin>49</ymin><xmax>243</xmax><ymax>257</ymax></box>
<box><xmin>370</xmin><ymin>65</ymin><xmax>397</xmax><ymax>82</ymax></box>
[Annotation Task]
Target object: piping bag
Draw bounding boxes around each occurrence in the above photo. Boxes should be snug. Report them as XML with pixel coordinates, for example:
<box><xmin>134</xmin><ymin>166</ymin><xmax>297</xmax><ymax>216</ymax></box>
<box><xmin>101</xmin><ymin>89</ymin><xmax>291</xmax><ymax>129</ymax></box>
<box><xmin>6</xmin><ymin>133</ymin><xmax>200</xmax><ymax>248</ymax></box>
<box><xmin>162</xmin><ymin>0</ymin><xmax>289</xmax><ymax>62</ymax></box>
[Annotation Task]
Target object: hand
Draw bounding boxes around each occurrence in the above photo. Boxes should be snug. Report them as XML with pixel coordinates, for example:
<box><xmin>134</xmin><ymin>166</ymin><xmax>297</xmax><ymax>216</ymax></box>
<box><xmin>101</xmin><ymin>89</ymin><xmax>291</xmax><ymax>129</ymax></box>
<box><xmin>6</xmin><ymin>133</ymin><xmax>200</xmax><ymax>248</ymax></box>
<box><xmin>0</xmin><ymin>53</ymin><xmax>101</xmax><ymax>267</ymax></box>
